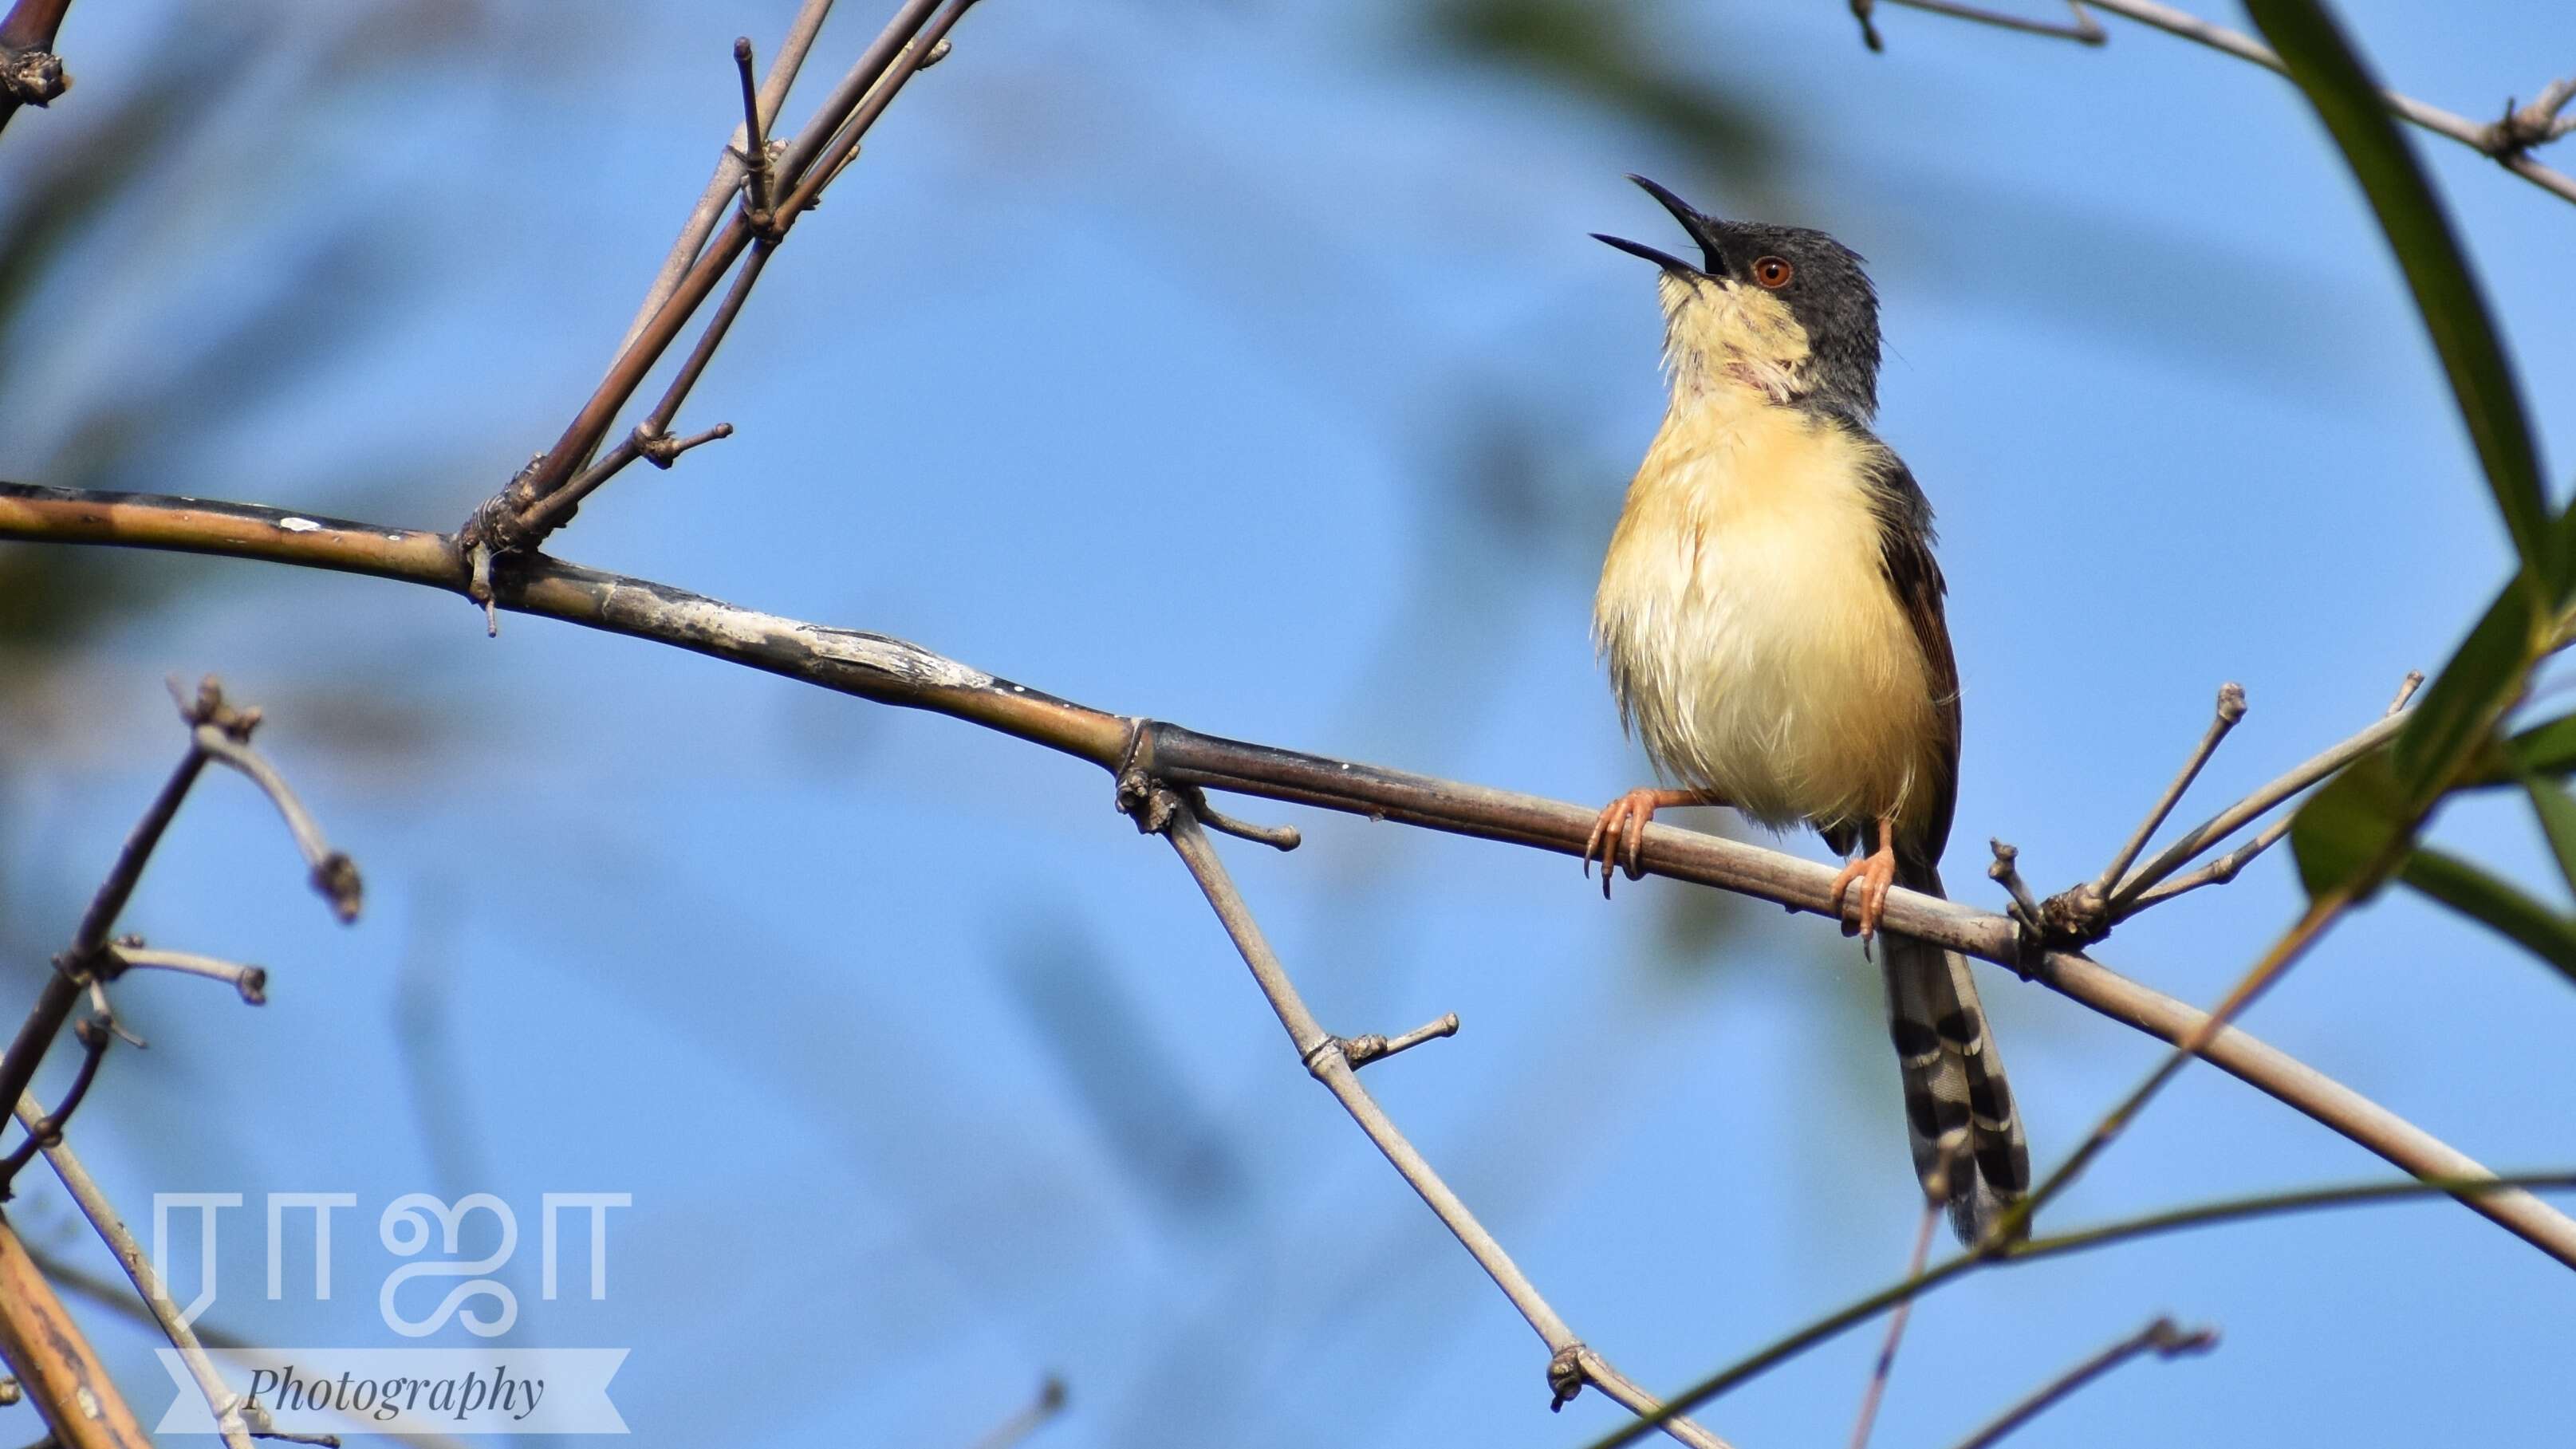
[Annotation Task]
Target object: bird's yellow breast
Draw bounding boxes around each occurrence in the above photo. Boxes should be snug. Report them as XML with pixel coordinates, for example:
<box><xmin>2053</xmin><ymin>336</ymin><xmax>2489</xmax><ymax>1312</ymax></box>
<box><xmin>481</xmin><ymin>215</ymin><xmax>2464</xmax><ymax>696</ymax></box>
<box><xmin>1593</xmin><ymin>388</ymin><xmax>1944</xmax><ymax>836</ymax></box>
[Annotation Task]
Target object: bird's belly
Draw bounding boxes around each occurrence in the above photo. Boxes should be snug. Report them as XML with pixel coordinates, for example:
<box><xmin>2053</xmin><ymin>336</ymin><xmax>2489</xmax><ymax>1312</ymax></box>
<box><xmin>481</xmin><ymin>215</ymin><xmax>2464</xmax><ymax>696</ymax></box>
<box><xmin>1595</xmin><ymin>426</ymin><xmax>1942</xmax><ymax>835</ymax></box>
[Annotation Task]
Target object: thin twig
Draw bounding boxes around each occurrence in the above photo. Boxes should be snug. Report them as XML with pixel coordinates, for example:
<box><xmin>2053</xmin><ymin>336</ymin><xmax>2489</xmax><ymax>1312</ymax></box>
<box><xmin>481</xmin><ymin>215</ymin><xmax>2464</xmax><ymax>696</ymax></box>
<box><xmin>1156</xmin><ymin>802</ymin><xmax>1730</xmax><ymax>1449</ymax></box>
<box><xmin>0</xmin><ymin>710</ymin><xmax>213</xmax><ymax>1166</ymax></box>
<box><xmin>732</xmin><ymin>38</ymin><xmax>776</xmax><ymax>227</ymax></box>
<box><xmin>190</xmin><ymin>722</ymin><xmax>362</xmax><ymax>923</ymax></box>
<box><xmin>2113</xmin><ymin>812</ymin><xmax>2292</xmax><ymax>916</ymax></box>
<box><xmin>2093</xmin><ymin>682</ymin><xmax>2245</xmax><ymax>899</ymax></box>
<box><xmin>1341</xmin><ymin>1012</ymin><xmax>1460</xmax><ymax>1069</ymax></box>
<box><xmin>1947</xmin><ymin>1317</ymin><xmax>2216</xmax><ymax>1449</ymax></box>
<box><xmin>1867</xmin><ymin>0</ymin><xmax>2105</xmax><ymax>48</ymax></box>
<box><xmin>2070</xmin><ymin>0</ymin><xmax>2576</xmax><ymax>205</ymax></box>
<box><xmin>1844</xmin><ymin>1202</ymin><xmax>1941</xmax><ymax>1449</ymax></box>
<box><xmin>1984</xmin><ymin>894</ymin><xmax>2350</xmax><ymax>1246</ymax></box>
<box><xmin>12</xmin><ymin>1095</ymin><xmax>257</xmax><ymax>1449</ymax></box>
<box><xmin>1580</xmin><ymin>1170</ymin><xmax>2576</xmax><ymax>1449</ymax></box>
<box><xmin>2113</xmin><ymin>694</ymin><xmax>2411</xmax><ymax>908</ymax></box>
<box><xmin>471</xmin><ymin>0</ymin><xmax>959</xmax><ymax>561</ymax></box>
<box><xmin>616</xmin><ymin>0</ymin><xmax>836</xmax><ymax>356</ymax></box>
<box><xmin>0</xmin><ymin>1019</ymin><xmax>105</xmax><ymax>1190</ymax></box>
<box><xmin>104</xmin><ymin>946</ymin><xmax>267</xmax><ymax>1005</ymax></box>
<box><xmin>963</xmin><ymin>1376</ymin><xmax>1065</xmax><ymax>1449</ymax></box>
<box><xmin>1987</xmin><ymin>839</ymin><xmax>2042</xmax><ymax>923</ymax></box>
<box><xmin>7</xmin><ymin>483</ymin><xmax>2575</xmax><ymax>1270</ymax></box>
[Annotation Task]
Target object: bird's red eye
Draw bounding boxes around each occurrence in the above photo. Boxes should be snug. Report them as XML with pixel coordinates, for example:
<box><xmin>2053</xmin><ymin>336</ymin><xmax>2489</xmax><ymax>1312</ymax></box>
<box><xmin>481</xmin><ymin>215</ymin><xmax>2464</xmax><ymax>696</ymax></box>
<box><xmin>1752</xmin><ymin>256</ymin><xmax>1794</xmax><ymax>289</ymax></box>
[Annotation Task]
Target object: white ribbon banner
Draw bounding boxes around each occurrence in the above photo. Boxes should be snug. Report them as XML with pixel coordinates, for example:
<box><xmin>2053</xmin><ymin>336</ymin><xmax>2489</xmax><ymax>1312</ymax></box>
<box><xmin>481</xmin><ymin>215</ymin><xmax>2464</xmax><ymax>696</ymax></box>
<box><xmin>155</xmin><ymin>1347</ymin><xmax>630</xmax><ymax>1435</ymax></box>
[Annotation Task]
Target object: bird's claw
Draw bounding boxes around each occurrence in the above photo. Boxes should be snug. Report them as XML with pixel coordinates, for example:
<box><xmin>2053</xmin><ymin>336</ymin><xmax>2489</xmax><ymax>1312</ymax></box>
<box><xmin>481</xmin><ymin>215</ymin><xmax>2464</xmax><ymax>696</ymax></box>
<box><xmin>1828</xmin><ymin>845</ymin><xmax>1898</xmax><ymax>943</ymax></box>
<box><xmin>1583</xmin><ymin>788</ymin><xmax>1664</xmax><ymax>900</ymax></box>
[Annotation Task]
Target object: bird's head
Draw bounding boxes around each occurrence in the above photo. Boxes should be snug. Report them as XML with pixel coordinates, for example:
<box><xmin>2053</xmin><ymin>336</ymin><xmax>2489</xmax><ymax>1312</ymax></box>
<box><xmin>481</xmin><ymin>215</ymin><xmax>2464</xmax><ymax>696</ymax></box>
<box><xmin>1596</xmin><ymin>175</ymin><xmax>1881</xmax><ymax>420</ymax></box>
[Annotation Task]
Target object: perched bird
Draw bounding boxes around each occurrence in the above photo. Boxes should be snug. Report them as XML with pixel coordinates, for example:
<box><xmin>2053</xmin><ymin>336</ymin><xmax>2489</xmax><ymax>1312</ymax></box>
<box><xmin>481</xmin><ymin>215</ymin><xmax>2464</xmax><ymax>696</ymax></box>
<box><xmin>1584</xmin><ymin>175</ymin><xmax>2027</xmax><ymax>1242</ymax></box>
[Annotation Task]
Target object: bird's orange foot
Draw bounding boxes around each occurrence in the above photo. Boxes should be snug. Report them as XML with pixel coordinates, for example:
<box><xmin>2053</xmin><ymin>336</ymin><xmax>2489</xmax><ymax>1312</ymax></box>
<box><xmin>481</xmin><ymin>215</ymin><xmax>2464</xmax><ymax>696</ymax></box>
<box><xmin>1828</xmin><ymin>841</ymin><xmax>1898</xmax><ymax>943</ymax></box>
<box><xmin>1585</xmin><ymin>789</ymin><xmax>1721</xmax><ymax>899</ymax></box>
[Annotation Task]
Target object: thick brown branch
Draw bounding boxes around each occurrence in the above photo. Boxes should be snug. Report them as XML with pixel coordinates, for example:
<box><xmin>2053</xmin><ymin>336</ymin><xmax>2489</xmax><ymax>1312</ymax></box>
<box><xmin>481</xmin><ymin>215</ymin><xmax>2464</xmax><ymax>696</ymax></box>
<box><xmin>0</xmin><ymin>1212</ymin><xmax>151</xmax><ymax>1449</ymax></box>
<box><xmin>6</xmin><ymin>481</ymin><xmax>2574</xmax><ymax>1272</ymax></box>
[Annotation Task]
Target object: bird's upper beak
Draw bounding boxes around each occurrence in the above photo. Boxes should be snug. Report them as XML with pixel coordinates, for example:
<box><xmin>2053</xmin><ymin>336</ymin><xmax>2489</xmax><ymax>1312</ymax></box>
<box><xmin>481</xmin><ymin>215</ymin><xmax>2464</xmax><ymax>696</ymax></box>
<box><xmin>1593</xmin><ymin>173</ymin><xmax>1727</xmax><ymax>277</ymax></box>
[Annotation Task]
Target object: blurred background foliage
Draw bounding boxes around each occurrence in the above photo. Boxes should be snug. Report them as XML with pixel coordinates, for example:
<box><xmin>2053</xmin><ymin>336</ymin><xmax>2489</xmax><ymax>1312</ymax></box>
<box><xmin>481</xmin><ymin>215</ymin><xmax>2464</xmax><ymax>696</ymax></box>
<box><xmin>0</xmin><ymin>2</ymin><xmax>2569</xmax><ymax>1447</ymax></box>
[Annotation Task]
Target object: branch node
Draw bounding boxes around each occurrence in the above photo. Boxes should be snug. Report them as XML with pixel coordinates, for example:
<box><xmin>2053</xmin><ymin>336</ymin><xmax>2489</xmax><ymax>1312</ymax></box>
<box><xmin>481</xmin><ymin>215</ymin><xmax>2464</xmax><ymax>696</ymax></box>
<box><xmin>1341</xmin><ymin>1012</ymin><xmax>1461</xmax><ymax>1068</ymax></box>
<box><xmin>1546</xmin><ymin>1343</ymin><xmax>1589</xmax><ymax>1412</ymax></box>
<box><xmin>1114</xmin><ymin>720</ymin><xmax>1299</xmax><ymax>849</ymax></box>
<box><xmin>0</xmin><ymin>46</ymin><xmax>67</xmax><ymax>106</ymax></box>
<box><xmin>634</xmin><ymin>419</ymin><xmax>735</xmax><ymax>468</ymax></box>
<box><xmin>2486</xmin><ymin>78</ymin><xmax>2576</xmax><ymax>156</ymax></box>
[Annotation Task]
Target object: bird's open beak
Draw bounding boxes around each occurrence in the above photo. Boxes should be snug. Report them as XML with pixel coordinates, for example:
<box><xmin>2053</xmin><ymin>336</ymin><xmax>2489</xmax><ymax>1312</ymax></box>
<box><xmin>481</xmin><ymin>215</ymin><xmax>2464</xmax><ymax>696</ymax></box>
<box><xmin>1593</xmin><ymin>173</ymin><xmax>1727</xmax><ymax>276</ymax></box>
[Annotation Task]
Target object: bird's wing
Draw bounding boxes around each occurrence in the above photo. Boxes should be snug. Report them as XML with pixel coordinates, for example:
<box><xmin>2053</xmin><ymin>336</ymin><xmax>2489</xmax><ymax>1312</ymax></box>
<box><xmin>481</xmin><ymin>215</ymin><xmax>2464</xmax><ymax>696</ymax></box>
<box><xmin>1860</xmin><ymin>443</ymin><xmax>1960</xmax><ymax>866</ymax></box>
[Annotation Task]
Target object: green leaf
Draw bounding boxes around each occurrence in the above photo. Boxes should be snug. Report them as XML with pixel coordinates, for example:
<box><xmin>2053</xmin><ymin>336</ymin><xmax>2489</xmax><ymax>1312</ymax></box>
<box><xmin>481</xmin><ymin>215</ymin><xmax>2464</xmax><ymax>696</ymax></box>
<box><xmin>2509</xmin><ymin>715</ymin><xmax>2576</xmax><ymax>778</ymax></box>
<box><xmin>2399</xmin><ymin>847</ymin><xmax>2576</xmax><ymax>987</ymax></box>
<box><xmin>2523</xmin><ymin>774</ymin><xmax>2576</xmax><ymax>900</ymax></box>
<box><xmin>2291</xmin><ymin>746</ymin><xmax>2413</xmax><ymax>898</ymax></box>
<box><xmin>2246</xmin><ymin>0</ymin><xmax>2551</xmax><ymax>591</ymax></box>
<box><xmin>2389</xmin><ymin>576</ymin><xmax>2535</xmax><ymax>794</ymax></box>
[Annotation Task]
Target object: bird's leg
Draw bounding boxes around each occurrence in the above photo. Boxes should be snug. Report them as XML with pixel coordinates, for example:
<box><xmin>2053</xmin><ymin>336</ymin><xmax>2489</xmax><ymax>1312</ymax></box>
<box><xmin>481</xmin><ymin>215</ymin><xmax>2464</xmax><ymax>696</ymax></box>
<box><xmin>1583</xmin><ymin>788</ymin><xmax>1727</xmax><ymax>899</ymax></box>
<box><xmin>1828</xmin><ymin>815</ymin><xmax>1900</xmax><ymax>943</ymax></box>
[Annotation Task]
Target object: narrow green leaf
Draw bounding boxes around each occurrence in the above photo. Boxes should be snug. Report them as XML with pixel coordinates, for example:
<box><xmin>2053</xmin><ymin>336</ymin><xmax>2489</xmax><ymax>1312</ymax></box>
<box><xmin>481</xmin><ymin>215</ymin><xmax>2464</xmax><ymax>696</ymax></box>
<box><xmin>2523</xmin><ymin>774</ymin><xmax>2576</xmax><ymax>900</ymax></box>
<box><xmin>2509</xmin><ymin>715</ymin><xmax>2576</xmax><ymax>778</ymax></box>
<box><xmin>2291</xmin><ymin>746</ymin><xmax>2411</xmax><ymax>898</ymax></box>
<box><xmin>2246</xmin><ymin>0</ymin><xmax>2551</xmax><ymax>590</ymax></box>
<box><xmin>2389</xmin><ymin>576</ymin><xmax>2535</xmax><ymax>793</ymax></box>
<box><xmin>2399</xmin><ymin>847</ymin><xmax>2576</xmax><ymax>987</ymax></box>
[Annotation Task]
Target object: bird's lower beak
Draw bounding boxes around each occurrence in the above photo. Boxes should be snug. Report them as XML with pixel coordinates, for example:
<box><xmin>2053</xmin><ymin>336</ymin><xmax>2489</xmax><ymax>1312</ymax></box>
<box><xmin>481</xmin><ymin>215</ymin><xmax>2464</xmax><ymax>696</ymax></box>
<box><xmin>1601</xmin><ymin>173</ymin><xmax>1728</xmax><ymax>276</ymax></box>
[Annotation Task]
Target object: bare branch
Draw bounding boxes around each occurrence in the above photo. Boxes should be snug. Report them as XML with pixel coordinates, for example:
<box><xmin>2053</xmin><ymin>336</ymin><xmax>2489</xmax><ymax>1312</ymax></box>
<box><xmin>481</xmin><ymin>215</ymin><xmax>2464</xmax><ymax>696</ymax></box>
<box><xmin>1893</xmin><ymin>0</ymin><xmax>2576</xmax><ymax>205</ymax></box>
<box><xmin>2093</xmin><ymin>0</ymin><xmax>2576</xmax><ymax>202</ymax></box>
<box><xmin>1865</xmin><ymin>0</ymin><xmax>2105</xmax><ymax>49</ymax></box>
<box><xmin>732</xmin><ymin>38</ymin><xmax>777</xmax><ymax>227</ymax></box>
<box><xmin>0</xmin><ymin>1213</ymin><xmax>152</xmax><ymax>1449</ymax></box>
<box><xmin>1583</xmin><ymin>1171</ymin><xmax>2574</xmax><ymax>1449</ymax></box>
<box><xmin>1843</xmin><ymin>1202</ymin><xmax>1942</xmax><ymax>1449</ymax></box>
<box><xmin>188</xmin><ymin>720</ymin><xmax>363</xmax><ymax>923</ymax></box>
<box><xmin>616</xmin><ymin>0</ymin><xmax>836</xmax><ymax>356</ymax></box>
<box><xmin>0</xmin><ymin>675</ymin><xmax>353</xmax><ymax>1211</ymax></box>
<box><xmin>963</xmin><ymin>1376</ymin><xmax>1066</xmax><ymax>1449</ymax></box>
<box><xmin>1154</xmin><ymin>801</ymin><xmax>1731</xmax><ymax>1449</ymax></box>
<box><xmin>105</xmin><ymin>946</ymin><xmax>268</xmax><ymax>1005</ymax></box>
<box><xmin>6</xmin><ymin>482</ymin><xmax>2574</xmax><ymax>1270</ymax></box>
<box><xmin>465</xmin><ymin>0</ymin><xmax>974</xmax><ymax>573</ymax></box>
<box><xmin>2113</xmin><ymin>699</ymin><xmax>2408</xmax><ymax>909</ymax></box>
<box><xmin>0</xmin><ymin>1018</ymin><xmax>106</xmax><ymax>1189</ymax></box>
<box><xmin>0</xmin><ymin>715</ymin><xmax>211</xmax><ymax>1168</ymax></box>
<box><xmin>1341</xmin><ymin>1012</ymin><xmax>1460</xmax><ymax>1069</ymax></box>
<box><xmin>1984</xmin><ymin>895</ymin><xmax>2350</xmax><ymax>1246</ymax></box>
<box><xmin>1948</xmin><ymin>1316</ymin><xmax>2217</xmax><ymax>1449</ymax></box>
<box><xmin>12</xmin><ymin>1094</ymin><xmax>258</xmax><ymax>1449</ymax></box>
<box><xmin>2114</xmin><ymin>812</ymin><xmax>2292</xmax><ymax>915</ymax></box>
<box><xmin>2093</xmin><ymin>682</ymin><xmax>2244</xmax><ymax>898</ymax></box>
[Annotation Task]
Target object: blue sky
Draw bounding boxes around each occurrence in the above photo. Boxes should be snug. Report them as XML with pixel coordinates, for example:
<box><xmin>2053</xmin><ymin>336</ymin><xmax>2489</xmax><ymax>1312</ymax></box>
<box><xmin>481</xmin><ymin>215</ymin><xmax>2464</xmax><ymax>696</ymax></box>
<box><xmin>1</xmin><ymin>1</ymin><xmax>2570</xmax><ymax>1445</ymax></box>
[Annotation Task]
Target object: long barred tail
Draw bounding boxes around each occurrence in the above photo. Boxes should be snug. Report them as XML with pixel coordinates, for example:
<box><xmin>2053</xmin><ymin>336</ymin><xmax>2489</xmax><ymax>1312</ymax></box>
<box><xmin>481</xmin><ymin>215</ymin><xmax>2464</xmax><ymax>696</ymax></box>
<box><xmin>1880</xmin><ymin>860</ymin><xmax>2029</xmax><ymax>1243</ymax></box>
